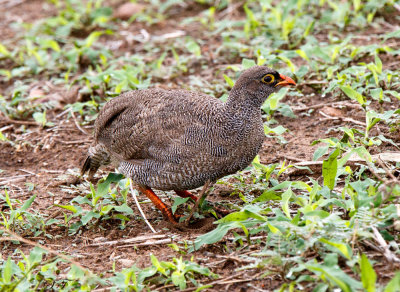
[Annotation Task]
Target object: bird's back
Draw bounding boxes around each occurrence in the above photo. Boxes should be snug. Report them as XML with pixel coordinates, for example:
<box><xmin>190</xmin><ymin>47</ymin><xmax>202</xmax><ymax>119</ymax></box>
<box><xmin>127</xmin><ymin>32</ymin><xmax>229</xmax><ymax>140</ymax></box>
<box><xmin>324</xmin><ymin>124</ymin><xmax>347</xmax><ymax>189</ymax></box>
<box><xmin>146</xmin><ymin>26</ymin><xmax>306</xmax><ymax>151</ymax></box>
<box><xmin>87</xmin><ymin>88</ymin><xmax>264</xmax><ymax>190</ymax></box>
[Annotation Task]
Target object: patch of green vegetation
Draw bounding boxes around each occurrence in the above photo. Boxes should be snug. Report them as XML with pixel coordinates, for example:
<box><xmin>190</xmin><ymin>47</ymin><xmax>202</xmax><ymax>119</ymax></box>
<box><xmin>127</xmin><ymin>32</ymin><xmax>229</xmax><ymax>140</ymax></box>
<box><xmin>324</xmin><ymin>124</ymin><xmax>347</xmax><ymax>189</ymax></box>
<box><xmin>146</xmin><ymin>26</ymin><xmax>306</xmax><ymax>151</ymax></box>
<box><xmin>0</xmin><ymin>192</ymin><xmax>59</xmax><ymax>238</ymax></box>
<box><xmin>0</xmin><ymin>246</ymin><xmax>217</xmax><ymax>291</ymax></box>
<box><xmin>56</xmin><ymin>173</ymin><xmax>134</xmax><ymax>234</ymax></box>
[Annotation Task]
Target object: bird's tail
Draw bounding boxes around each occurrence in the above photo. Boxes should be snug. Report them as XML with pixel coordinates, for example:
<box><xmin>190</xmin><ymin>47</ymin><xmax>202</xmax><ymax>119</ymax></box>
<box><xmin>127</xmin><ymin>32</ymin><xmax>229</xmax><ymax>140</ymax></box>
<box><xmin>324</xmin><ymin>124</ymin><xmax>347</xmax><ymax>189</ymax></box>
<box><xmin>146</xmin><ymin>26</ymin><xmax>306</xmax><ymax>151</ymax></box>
<box><xmin>81</xmin><ymin>144</ymin><xmax>111</xmax><ymax>180</ymax></box>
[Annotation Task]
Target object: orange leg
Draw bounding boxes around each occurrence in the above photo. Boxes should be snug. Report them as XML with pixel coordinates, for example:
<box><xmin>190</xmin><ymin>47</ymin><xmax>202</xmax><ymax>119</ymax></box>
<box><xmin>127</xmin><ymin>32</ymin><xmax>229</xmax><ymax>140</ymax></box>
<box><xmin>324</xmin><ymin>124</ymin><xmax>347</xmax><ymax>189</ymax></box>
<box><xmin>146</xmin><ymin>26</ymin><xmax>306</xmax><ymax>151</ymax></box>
<box><xmin>137</xmin><ymin>185</ymin><xmax>178</xmax><ymax>224</ymax></box>
<box><xmin>175</xmin><ymin>190</ymin><xmax>198</xmax><ymax>201</ymax></box>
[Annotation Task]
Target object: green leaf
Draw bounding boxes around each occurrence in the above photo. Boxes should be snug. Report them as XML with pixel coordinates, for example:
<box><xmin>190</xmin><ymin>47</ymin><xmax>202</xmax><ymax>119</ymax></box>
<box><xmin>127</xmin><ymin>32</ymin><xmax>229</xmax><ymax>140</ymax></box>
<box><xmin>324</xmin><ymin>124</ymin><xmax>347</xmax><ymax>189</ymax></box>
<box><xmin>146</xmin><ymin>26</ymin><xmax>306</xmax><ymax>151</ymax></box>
<box><xmin>241</xmin><ymin>58</ymin><xmax>256</xmax><ymax>69</ymax></box>
<box><xmin>84</xmin><ymin>31</ymin><xmax>105</xmax><ymax>48</ymax></box>
<box><xmin>351</xmin><ymin>147</ymin><xmax>372</xmax><ymax>163</ymax></box>
<box><xmin>296</xmin><ymin>49</ymin><xmax>310</xmax><ymax>61</ymax></box>
<box><xmin>304</xmin><ymin>210</ymin><xmax>330</xmax><ymax>219</ymax></box>
<box><xmin>20</xmin><ymin>194</ymin><xmax>36</xmax><ymax>212</ymax></box>
<box><xmin>252</xmin><ymin>181</ymin><xmax>293</xmax><ymax>203</ymax></box>
<box><xmin>101</xmin><ymin>205</ymin><xmax>114</xmax><ymax>214</ymax></box>
<box><xmin>185</xmin><ymin>38</ymin><xmax>201</xmax><ymax>57</ymax></box>
<box><xmin>33</xmin><ymin>111</ymin><xmax>47</xmax><ymax>127</ymax></box>
<box><xmin>28</xmin><ymin>246</ymin><xmax>45</xmax><ymax>264</ymax></box>
<box><xmin>262</xmin><ymin>88</ymin><xmax>288</xmax><ymax>114</ymax></box>
<box><xmin>97</xmin><ymin>173</ymin><xmax>124</xmax><ymax>197</ymax></box>
<box><xmin>384</xmin><ymin>272</ymin><xmax>400</xmax><ymax>292</ymax></box>
<box><xmin>281</xmin><ymin>188</ymin><xmax>293</xmax><ymax>219</ymax></box>
<box><xmin>0</xmin><ymin>43</ymin><xmax>10</xmax><ymax>57</ymax></box>
<box><xmin>150</xmin><ymin>254</ymin><xmax>167</xmax><ymax>276</ymax></box>
<box><xmin>113</xmin><ymin>204</ymin><xmax>134</xmax><ymax>215</ymax></box>
<box><xmin>374</xmin><ymin>55</ymin><xmax>382</xmax><ymax>74</ymax></box>
<box><xmin>0</xmin><ymin>130</ymin><xmax>7</xmax><ymax>141</ymax></box>
<box><xmin>319</xmin><ymin>238</ymin><xmax>351</xmax><ymax>260</ymax></box>
<box><xmin>255</xmin><ymin>189</ymin><xmax>280</xmax><ymax>202</ymax></box>
<box><xmin>322</xmin><ymin>148</ymin><xmax>340</xmax><ymax>190</ymax></box>
<box><xmin>3</xmin><ymin>257</ymin><xmax>13</xmax><ymax>283</ymax></box>
<box><xmin>223</xmin><ymin>74</ymin><xmax>234</xmax><ymax>88</ymax></box>
<box><xmin>67</xmin><ymin>264</ymin><xmax>87</xmax><ymax>279</ymax></box>
<box><xmin>171</xmin><ymin>270</ymin><xmax>186</xmax><ymax>289</ymax></box>
<box><xmin>267</xmin><ymin>223</ymin><xmax>281</xmax><ymax>234</ymax></box>
<box><xmin>193</xmin><ymin>222</ymin><xmax>240</xmax><ymax>251</ymax></box>
<box><xmin>38</xmin><ymin>39</ymin><xmax>60</xmax><ymax>52</ymax></box>
<box><xmin>313</xmin><ymin>145</ymin><xmax>329</xmax><ymax>161</ymax></box>
<box><xmin>171</xmin><ymin>197</ymin><xmax>189</xmax><ymax>214</ymax></box>
<box><xmin>366</xmin><ymin>111</ymin><xmax>381</xmax><ymax>133</ymax></box>
<box><xmin>81</xmin><ymin>211</ymin><xmax>100</xmax><ymax>225</ymax></box>
<box><xmin>4</xmin><ymin>189</ymin><xmax>13</xmax><ymax>211</ymax></box>
<box><xmin>0</xmin><ymin>69</ymin><xmax>11</xmax><ymax>80</ymax></box>
<box><xmin>339</xmin><ymin>85</ymin><xmax>366</xmax><ymax>106</ymax></box>
<box><xmin>218</xmin><ymin>205</ymin><xmax>268</xmax><ymax>223</ymax></box>
<box><xmin>370</xmin><ymin>88</ymin><xmax>383</xmax><ymax>101</ymax></box>
<box><xmin>55</xmin><ymin>204</ymin><xmax>79</xmax><ymax>213</ymax></box>
<box><xmin>306</xmin><ymin>263</ymin><xmax>361</xmax><ymax>292</ymax></box>
<box><xmin>278</xmin><ymin>55</ymin><xmax>296</xmax><ymax>72</ymax></box>
<box><xmin>360</xmin><ymin>253</ymin><xmax>376</xmax><ymax>292</ymax></box>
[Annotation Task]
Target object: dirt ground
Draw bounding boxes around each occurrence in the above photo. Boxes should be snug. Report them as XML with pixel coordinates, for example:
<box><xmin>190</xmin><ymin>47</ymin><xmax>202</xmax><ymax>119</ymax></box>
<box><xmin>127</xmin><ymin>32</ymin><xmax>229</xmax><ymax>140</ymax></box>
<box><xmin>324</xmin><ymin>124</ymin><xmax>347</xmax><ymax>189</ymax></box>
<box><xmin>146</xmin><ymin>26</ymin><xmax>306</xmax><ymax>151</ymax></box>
<box><xmin>1</xmin><ymin>0</ymin><xmax>400</xmax><ymax>290</ymax></box>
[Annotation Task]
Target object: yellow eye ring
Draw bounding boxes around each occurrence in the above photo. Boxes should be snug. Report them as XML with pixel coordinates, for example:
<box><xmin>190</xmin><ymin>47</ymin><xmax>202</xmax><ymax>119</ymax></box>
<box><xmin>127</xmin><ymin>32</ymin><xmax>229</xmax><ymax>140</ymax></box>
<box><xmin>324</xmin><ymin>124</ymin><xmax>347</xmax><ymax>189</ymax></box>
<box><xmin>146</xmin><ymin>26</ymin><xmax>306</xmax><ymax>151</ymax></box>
<box><xmin>261</xmin><ymin>74</ymin><xmax>275</xmax><ymax>84</ymax></box>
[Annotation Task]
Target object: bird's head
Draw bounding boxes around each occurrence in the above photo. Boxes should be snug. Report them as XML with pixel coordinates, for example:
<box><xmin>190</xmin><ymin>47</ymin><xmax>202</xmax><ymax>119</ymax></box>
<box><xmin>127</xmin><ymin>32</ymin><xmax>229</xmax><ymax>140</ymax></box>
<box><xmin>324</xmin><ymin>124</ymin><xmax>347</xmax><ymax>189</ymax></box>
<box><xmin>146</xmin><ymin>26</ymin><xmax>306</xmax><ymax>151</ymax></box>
<box><xmin>230</xmin><ymin>66</ymin><xmax>296</xmax><ymax>107</ymax></box>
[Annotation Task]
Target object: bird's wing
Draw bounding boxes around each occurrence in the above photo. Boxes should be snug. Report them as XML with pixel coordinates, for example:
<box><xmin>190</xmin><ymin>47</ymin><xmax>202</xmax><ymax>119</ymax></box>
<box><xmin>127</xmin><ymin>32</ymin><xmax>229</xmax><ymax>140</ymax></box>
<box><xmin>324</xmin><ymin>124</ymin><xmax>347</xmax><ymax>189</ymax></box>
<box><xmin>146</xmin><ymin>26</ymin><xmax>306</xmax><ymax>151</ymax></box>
<box><xmin>94</xmin><ymin>89</ymin><xmax>223</xmax><ymax>163</ymax></box>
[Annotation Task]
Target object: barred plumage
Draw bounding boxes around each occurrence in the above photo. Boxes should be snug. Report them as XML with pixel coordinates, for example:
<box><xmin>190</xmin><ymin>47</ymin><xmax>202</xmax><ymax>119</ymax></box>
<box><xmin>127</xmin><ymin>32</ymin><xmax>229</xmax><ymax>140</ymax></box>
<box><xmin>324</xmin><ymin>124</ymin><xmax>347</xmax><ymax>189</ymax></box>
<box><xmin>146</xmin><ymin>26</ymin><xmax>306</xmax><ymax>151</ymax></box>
<box><xmin>81</xmin><ymin>66</ymin><xmax>296</xmax><ymax>223</ymax></box>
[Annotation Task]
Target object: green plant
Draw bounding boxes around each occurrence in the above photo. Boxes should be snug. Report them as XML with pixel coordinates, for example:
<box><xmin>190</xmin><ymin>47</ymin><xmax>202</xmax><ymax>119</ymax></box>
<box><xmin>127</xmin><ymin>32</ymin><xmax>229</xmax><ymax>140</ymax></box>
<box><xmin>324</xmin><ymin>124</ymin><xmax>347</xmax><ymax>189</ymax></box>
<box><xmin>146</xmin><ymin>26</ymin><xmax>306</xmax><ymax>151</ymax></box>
<box><xmin>0</xmin><ymin>192</ymin><xmax>58</xmax><ymax>237</ymax></box>
<box><xmin>56</xmin><ymin>173</ymin><xmax>134</xmax><ymax>234</ymax></box>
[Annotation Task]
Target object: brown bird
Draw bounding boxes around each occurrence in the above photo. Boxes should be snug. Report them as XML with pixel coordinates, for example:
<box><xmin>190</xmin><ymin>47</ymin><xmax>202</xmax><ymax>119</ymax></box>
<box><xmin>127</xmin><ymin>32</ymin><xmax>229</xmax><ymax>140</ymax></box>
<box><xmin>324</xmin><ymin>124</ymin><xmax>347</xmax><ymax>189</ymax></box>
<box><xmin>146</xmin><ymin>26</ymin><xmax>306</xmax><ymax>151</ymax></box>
<box><xmin>81</xmin><ymin>66</ymin><xmax>296</xmax><ymax>224</ymax></box>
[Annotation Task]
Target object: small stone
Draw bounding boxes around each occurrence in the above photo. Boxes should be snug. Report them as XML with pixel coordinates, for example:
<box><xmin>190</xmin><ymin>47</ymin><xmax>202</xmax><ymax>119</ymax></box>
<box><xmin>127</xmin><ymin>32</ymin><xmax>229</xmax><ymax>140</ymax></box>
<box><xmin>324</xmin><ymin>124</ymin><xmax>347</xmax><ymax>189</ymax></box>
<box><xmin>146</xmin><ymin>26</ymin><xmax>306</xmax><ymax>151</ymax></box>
<box><xmin>28</xmin><ymin>87</ymin><xmax>45</xmax><ymax>99</ymax></box>
<box><xmin>320</xmin><ymin>106</ymin><xmax>343</xmax><ymax>117</ymax></box>
<box><xmin>114</xmin><ymin>2</ymin><xmax>144</xmax><ymax>20</ymax></box>
<box><xmin>93</xmin><ymin>237</ymin><xmax>107</xmax><ymax>242</ymax></box>
<box><xmin>119</xmin><ymin>258</ymin><xmax>135</xmax><ymax>267</ymax></box>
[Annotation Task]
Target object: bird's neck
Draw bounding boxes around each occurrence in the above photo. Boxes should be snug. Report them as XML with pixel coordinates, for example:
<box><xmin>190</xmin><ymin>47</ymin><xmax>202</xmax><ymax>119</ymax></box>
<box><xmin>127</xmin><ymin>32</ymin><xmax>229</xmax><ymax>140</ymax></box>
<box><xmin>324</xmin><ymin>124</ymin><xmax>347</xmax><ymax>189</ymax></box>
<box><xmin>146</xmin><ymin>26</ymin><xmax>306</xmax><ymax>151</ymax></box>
<box><xmin>217</xmin><ymin>89</ymin><xmax>262</xmax><ymax>133</ymax></box>
<box><xmin>225</xmin><ymin>88</ymin><xmax>263</xmax><ymax>112</ymax></box>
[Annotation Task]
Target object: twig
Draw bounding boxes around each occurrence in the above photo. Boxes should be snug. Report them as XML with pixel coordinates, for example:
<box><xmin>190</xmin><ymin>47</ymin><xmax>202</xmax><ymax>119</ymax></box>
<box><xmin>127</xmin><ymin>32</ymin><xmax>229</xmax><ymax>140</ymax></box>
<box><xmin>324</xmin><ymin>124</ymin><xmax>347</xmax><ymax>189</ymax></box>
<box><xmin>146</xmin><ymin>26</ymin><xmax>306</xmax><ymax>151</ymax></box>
<box><xmin>130</xmin><ymin>178</ymin><xmax>157</xmax><ymax>233</ymax></box>
<box><xmin>43</xmin><ymin>169</ymin><xmax>64</xmax><ymax>173</ymax></box>
<box><xmin>219</xmin><ymin>1</ymin><xmax>245</xmax><ymax>18</ymax></box>
<box><xmin>292</xmin><ymin>101</ymin><xmax>362</xmax><ymax>112</ymax></box>
<box><xmin>377</xmin><ymin>157</ymin><xmax>397</xmax><ymax>181</ymax></box>
<box><xmin>117</xmin><ymin>238</ymin><xmax>171</xmax><ymax>248</ymax></box>
<box><xmin>371</xmin><ymin>226</ymin><xmax>400</xmax><ymax>263</ymax></box>
<box><xmin>44</xmin><ymin>210</ymin><xmax>63</xmax><ymax>224</ymax></box>
<box><xmin>277</xmin><ymin>154</ymin><xmax>304</xmax><ymax>162</ymax></box>
<box><xmin>0</xmin><ymin>174</ymin><xmax>34</xmax><ymax>184</ymax></box>
<box><xmin>70</xmin><ymin>109</ymin><xmax>88</xmax><ymax>135</ymax></box>
<box><xmin>89</xmin><ymin>234</ymin><xmax>167</xmax><ymax>246</ymax></box>
<box><xmin>214</xmin><ymin>254</ymin><xmax>255</xmax><ymax>264</ymax></box>
<box><xmin>185</xmin><ymin>180</ymin><xmax>211</xmax><ymax>225</ymax></box>
<box><xmin>362</xmin><ymin>240</ymin><xmax>385</xmax><ymax>253</ymax></box>
<box><xmin>0</xmin><ymin>117</ymin><xmax>38</xmax><ymax>126</ymax></box>
<box><xmin>56</xmin><ymin>108</ymin><xmax>71</xmax><ymax>118</ymax></box>
<box><xmin>215</xmin><ymin>278</ymin><xmax>254</xmax><ymax>285</ymax></box>
<box><xmin>0</xmin><ymin>227</ymin><xmax>92</xmax><ymax>274</ymax></box>
<box><xmin>56</xmin><ymin>139</ymin><xmax>90</xmax><ymax>145</ymax></box>
<box><xmin>0</xmin><ymin>125</ymin><xmax>13</xmax><ymax>132</ymax></box>
<box><xmin>319</xmin><ymin>110</ymin><xmax>366</xmax><ymax>126</ymax></box>
<box><xmin>365</xmin><ymin>162</ymin><xmax>388</xmax><ymax>183</ymax></box>
<box><xmin>18</xmin><ymin>169</ymin><xmax>37</xmax><ymax>175</ymax></box>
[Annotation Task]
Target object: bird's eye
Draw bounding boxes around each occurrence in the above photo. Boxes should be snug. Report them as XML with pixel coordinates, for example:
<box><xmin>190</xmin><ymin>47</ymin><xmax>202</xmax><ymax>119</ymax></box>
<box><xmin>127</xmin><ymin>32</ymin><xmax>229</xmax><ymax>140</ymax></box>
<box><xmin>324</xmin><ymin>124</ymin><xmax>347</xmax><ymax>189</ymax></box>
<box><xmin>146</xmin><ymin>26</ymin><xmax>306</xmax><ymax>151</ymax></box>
<box><xmin>261</xmin><ymin>74</ymin><xmax>275</xmax><ymax>84</ymax></box>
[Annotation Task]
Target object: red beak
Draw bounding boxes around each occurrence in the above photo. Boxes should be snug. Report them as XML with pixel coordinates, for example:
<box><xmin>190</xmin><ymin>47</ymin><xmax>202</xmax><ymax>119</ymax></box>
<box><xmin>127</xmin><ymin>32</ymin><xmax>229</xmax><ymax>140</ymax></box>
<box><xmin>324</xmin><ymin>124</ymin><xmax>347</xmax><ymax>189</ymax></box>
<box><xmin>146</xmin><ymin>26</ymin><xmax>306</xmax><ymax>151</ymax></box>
<box><xmin>275</xmin><ymin>74</ymin><xmax>296</xmax><ymax>87</ymax></box>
